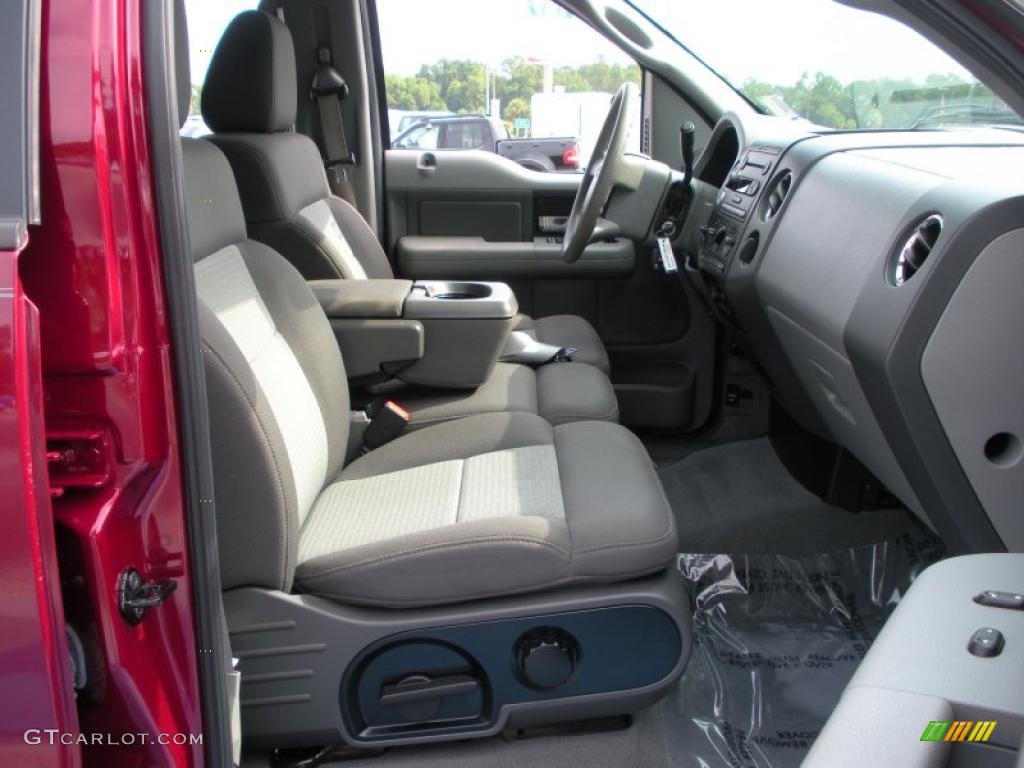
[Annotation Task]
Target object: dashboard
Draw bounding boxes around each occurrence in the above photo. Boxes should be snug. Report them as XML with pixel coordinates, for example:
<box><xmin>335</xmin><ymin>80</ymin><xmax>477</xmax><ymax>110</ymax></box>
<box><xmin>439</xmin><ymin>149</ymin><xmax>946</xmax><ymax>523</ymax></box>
<box><xmin>679</xmin><ymin>113</ymin><xmax>1024</xmax><ymax>555</ymax></box>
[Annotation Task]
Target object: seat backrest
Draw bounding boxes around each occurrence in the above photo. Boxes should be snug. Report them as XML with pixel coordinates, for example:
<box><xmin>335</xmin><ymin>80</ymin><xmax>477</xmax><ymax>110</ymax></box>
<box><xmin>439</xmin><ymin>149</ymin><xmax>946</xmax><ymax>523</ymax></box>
<box><xmin>177</xmin><ymin>6</ymin><xmax>350</xmax><ymax>592</ymax></box>
<box><xmin>200</xmin><ymin>10</ymin><xmax>394</xmax><ymax>282</ymax></box>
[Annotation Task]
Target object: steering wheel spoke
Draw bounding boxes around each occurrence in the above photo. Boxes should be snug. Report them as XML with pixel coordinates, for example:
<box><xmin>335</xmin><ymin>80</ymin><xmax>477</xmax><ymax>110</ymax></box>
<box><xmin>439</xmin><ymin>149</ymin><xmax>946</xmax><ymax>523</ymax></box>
<box><xmin>561</xmin><ymin>82</ymin><xmax>638</xmax><ymax>263</ymax></box>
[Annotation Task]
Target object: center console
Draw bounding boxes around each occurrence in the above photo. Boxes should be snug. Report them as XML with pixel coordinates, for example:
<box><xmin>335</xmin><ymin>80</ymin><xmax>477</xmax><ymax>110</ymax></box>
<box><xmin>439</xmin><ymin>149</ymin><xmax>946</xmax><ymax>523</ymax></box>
<box><xmin>697</xmin><ymin>145</ymin><xmax>782</xmax><ymax>279</ymax></box>
<box><xmin>312</xmin><ymin>278</ymin><xmax>518</xmax><ymax>389</ymax></box>
<box><xmin>400</xmin><ymin>281</ymin><xmax>518</xmax><ymax>388</ymax></box>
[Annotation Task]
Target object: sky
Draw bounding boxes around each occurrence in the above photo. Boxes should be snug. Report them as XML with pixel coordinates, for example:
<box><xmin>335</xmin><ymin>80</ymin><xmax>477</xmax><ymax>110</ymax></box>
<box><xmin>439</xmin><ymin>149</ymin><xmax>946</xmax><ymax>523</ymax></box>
<box><xmin>633</xmin><ymin>0</ymin><xmax>973</xmax><ymax>86</ymax></box>
<box><xmin>184</xmin><ymin>0</ymin><xmax>256</xmax><ymax>87</ymax></box>
<box><xmin>184</xmin><ymin>0</ymin><xmax>975</xmax><ymax>90</ymax></box>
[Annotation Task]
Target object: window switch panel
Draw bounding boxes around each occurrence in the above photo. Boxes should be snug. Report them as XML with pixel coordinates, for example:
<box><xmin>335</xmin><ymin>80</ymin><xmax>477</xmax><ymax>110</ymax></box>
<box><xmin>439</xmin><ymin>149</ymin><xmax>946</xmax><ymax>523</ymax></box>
<box><xmin>974</xmin><ymin>590</ymin><xmax>1024</xmax><ymax>611</ymax></box>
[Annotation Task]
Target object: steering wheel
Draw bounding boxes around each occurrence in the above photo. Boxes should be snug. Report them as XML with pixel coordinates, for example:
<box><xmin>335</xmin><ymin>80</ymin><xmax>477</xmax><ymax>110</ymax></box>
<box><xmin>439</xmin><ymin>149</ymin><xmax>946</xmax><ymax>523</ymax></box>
<box><xmin>562</xmin><ymin>82</ymin><xmax>638</xmax><ymax>263</ymax></box>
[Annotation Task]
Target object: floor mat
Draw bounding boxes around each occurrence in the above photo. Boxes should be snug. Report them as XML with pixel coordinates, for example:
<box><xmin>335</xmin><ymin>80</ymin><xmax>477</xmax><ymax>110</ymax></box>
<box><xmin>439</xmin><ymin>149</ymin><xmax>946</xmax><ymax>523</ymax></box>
<box><xmin>659</xmin><ymin>438</ymin><xmax>923</xmax><ymax>557</ymax></box>
<box><xmin>664</xmin><ymin>529</ymin><xmax>946</xmax><ymax>768</ymax></box>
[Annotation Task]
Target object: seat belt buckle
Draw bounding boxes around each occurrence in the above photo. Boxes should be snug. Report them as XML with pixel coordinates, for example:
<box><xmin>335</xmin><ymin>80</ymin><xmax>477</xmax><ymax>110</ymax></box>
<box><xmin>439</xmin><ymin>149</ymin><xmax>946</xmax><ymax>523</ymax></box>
<box><xmin>551</xmin><ymin>347</ymin><xmax>577</xmax><ymax>363</ymax></box>
<box><xmin>361</xmin><ymin>400</ymin><xmax>411</xmax><ymax>453</ymax></box>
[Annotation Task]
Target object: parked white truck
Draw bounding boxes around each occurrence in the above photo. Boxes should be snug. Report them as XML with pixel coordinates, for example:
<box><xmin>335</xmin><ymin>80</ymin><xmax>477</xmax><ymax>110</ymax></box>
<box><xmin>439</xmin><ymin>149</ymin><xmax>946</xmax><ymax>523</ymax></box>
<box><xmin>530</xmin><ymin>89</ymin><xmax>642</xmax><ymax>165</ymax></box>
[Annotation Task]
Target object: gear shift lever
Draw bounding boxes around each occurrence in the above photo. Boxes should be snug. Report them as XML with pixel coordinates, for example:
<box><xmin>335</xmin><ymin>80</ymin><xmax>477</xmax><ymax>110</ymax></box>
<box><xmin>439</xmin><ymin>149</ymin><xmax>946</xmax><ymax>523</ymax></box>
<box><xmin>680</xmin><ymin>121</ymin><xmax>696</xmax><ymax>190</ymax></box>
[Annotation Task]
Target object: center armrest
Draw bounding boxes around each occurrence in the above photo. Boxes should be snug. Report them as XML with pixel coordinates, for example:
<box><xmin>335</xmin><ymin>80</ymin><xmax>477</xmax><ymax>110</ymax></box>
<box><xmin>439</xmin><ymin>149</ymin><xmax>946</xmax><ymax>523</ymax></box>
<box><xmin>310</xmin><ymin>279</ymin><xmax>414</xmax><ymax>319</ymax></box>
<box><xmin>312</xmin><ymin>278</ymin><xmax>519</xmax><ymax>390</ymax></box>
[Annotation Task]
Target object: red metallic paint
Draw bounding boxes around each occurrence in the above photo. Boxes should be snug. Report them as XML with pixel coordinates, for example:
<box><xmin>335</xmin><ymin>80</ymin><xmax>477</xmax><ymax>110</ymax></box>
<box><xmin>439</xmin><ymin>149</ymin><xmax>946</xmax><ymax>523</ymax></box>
<box><xmin>0</xmin><ymin>249</ymin><xmax>81</xmax><ymax>768</ymax></box>
<box><xmin>15</xmin><ymin>0</ymin><xmax>204</xmax><ymax>766</ymax></box>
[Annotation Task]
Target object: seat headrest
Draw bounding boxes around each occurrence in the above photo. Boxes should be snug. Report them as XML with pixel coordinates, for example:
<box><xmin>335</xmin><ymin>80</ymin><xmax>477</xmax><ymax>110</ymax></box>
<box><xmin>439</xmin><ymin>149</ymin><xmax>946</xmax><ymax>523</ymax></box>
<box><xmin>175</xmin><ymin>0</ymin><xmax>190</xmax><ymax>128</ymax></box>
<box><xmin>201</xmin><ymin>11</ymin><xmax>297</xmax><ymax>134</ymax></box>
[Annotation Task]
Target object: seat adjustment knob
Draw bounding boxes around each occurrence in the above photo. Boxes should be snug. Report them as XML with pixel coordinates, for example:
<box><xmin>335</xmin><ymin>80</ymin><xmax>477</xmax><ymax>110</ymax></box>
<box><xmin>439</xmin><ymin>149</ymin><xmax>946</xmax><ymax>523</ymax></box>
<box><xmin>516</xmin><ymin>627</ymin><xmax>578</xmax><ymax>690</ymax></box>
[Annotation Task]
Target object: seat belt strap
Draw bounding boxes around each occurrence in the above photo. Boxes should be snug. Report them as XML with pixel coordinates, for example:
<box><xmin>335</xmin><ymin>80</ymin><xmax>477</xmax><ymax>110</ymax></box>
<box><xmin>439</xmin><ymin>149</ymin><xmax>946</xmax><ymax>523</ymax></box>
<box><xmin>311</xmin><ymin>38</ymin><xmax>359</xmax><ymax>207</ymax></box>
<box><xmin>316</xmin><ymin>89</ymin><xmax>350</xmax><ymax>166</ymax></box>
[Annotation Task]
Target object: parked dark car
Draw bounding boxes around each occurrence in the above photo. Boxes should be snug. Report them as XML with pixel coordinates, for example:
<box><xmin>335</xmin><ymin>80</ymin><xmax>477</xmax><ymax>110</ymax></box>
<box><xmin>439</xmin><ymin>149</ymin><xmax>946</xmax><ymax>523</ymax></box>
<box><xmin>393</xmin><ymin>114</ymin><xmax>580</xmax><ymax>171</ymax></box>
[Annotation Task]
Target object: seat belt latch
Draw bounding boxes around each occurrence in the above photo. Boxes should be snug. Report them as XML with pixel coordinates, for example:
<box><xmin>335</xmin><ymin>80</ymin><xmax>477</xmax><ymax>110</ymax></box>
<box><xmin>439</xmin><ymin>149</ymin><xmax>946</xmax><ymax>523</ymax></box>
<box><xmin>362</xmin><ymin>400</ymin><xmax>411</xmax><ymax>453</ymax></box>
<box><xmin>551</xmin><ymin>347</ymin><xmax>578</xmax><ymax>363</ymax></box>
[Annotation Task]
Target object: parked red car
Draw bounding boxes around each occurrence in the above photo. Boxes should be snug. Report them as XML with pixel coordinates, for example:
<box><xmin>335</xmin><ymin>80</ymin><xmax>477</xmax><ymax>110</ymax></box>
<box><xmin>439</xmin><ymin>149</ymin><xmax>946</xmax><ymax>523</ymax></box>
<box><xmin>2</xmin><ymin>1</ymin><xmax>1023</xmax><ymax>767</ymax></box>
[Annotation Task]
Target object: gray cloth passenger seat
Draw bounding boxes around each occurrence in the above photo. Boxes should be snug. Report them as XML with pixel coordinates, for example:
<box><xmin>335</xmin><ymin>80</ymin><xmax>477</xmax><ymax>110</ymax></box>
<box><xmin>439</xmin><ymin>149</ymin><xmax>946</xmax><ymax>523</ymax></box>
<box><xmin>178</xmin><ymin>136</ymin><xmax>678</xmax><ymax>610</ymax></box>
<box><xmin>199</xmin><ymin>10</ymin><xmax>611</xmax><ymax>377</ymax></box>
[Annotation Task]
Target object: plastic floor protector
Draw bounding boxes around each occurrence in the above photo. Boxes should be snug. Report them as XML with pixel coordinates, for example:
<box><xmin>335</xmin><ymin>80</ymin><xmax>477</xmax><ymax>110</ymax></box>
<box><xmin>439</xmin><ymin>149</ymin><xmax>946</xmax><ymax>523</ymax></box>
<box><xmin>666</xmin><ymin>528</ymin><xmax>946</xmax><ymax>768</ymax></box>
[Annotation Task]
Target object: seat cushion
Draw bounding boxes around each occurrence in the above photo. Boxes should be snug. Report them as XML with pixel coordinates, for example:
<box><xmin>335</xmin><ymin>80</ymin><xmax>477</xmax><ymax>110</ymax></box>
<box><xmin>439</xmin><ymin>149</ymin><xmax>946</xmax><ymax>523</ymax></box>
<box><xmin>537</xmin><ymin>362</ymin><xmax>619</xmax><ymax>426</ymax></box>
<box><xmin>293</xmin><ymin>413</ymin><xmax>676</xmax><ymax>607</ymax></box>
<box><xmin>395</xmin><ymin>361</ymin><xmax>618</xmax><ymax>430</ymax></box>
<box><xmin>515</xmin><ymin>314</ymin><xmax>610</xmax><ymax>375</ymax></box>
<box><xmin>399</xmin><ymin>363</ymin><xmax>539</xmax><ymax>431</ymax></box>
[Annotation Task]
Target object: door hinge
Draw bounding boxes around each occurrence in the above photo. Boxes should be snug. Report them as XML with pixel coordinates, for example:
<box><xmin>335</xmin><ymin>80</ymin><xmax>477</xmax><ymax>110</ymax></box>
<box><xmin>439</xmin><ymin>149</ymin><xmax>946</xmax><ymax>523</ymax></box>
<box><xmin>117</xmin><ymin>568</ymin><xmax>177</xmax><ymax>625</ymax></box>
<box><xmin>45</xmin><ymin>428</ymin><xmax>114</xmax><ymax>497</ymax></box>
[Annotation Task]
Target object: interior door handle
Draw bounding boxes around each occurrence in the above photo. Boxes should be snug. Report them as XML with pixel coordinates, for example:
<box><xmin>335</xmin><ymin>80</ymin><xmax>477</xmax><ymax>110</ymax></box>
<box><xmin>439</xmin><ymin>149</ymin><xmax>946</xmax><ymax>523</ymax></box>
<box><xmin>416</xmin><ymin>152</ymin><xmax>437</xmax><ymax>174</ymax></box>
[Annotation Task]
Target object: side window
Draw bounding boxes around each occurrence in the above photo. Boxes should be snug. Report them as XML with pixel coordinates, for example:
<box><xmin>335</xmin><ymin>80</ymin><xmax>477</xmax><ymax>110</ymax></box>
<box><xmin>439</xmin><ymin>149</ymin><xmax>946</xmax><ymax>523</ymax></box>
<box><xmin>377</xmin><ymin>0</ymin><xmax>642</xmax><ymax>171</ymax></box>
<box><xmin>394</xmin><ymin>123</ymin><xmax>439</xmax><ymax>150</ymax></box>
<box><xmin>180</xmin><ymin>0</ymin><xmax>259</xmax><ymax>137</ymax></box>
<box><xmin>444</xmin><ymin>121</ymin><xmax>487</xmax><ymax>150</ymax></box>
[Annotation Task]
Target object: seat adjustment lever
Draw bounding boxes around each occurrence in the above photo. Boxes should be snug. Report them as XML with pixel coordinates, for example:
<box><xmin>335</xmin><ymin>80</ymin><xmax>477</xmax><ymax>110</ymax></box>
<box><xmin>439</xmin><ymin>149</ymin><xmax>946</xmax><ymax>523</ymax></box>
<box><xmin>379</xmin><ymin>673</ymin><xmax>480</xmax><ymax>708</ymax></box>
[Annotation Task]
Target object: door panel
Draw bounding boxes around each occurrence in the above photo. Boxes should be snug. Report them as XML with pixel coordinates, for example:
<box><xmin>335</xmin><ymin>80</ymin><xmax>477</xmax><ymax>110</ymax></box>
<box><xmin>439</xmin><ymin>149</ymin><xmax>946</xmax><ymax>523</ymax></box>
<box><xmin>596</xmin><ymin>258</ymin><xmax>691</xmax><ymax>346</ymax></box>
<box><xmin>384</xmin><ymin>147</ymin><xmax>716</xmax><ymax>431</ymax></box>
<box><xmin>384</xmin><ymin>149</ymin><xmax>578</xmax><ymax>255</ymax></box>
<box><xmin>419</xmin><ymin>200</ymin><xmax>523</xmax><ymax>240</ymax></box>
<box><xmin>397</xmin><ymin>236</ymin><xmax>635</xmax><ymax>279</ymax></box>
<box><xmin>385</xmin><ymin>148</ymin><xmax>684</xmax><ymax>344</ymax></box>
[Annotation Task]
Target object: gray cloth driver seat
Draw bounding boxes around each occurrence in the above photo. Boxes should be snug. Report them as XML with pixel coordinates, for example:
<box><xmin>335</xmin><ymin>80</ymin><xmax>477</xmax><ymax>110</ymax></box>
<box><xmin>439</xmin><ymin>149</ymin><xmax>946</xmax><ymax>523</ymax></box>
<box><xmin>199</xmin><ymin>10</ymin><xmax>611</xmax><ymax>377</ymax></box>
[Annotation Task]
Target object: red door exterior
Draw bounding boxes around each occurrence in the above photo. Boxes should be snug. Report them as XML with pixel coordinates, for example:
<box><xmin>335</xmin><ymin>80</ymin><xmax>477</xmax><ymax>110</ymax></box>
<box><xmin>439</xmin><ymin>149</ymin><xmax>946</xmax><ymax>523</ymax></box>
<box><xmin>3</xmin><ymin>0</ymin><xmax>205</xmax><ymax>765</ymax></box>
<box><xmin>0</xmin><ymin>249</ymin><xmax>81</xmax><ymax>768</ymax></box>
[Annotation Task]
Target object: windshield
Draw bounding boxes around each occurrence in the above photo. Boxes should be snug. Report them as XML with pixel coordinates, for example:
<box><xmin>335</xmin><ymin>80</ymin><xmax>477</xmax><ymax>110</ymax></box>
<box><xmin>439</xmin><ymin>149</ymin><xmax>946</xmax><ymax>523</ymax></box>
<box><xmin>630</xmin><ymin>0</ymin><xmax>1019</xmax><ymax>131</ymax></box>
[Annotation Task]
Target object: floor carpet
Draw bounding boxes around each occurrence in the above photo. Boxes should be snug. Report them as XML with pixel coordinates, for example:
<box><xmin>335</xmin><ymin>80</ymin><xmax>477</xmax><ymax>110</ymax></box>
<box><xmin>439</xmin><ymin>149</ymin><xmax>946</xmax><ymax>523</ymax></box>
<box><xmin>658</xmin><ymin>437</ymin><xmax>924</xmax><ymax>556</ymax></box>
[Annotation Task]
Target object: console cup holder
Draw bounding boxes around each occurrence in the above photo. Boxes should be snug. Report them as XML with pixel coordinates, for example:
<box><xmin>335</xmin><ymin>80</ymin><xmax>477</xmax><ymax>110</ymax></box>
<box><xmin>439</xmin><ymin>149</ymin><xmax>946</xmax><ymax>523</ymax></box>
<box><xmin>427</xmin><ymin>282</ymin><xmax>493</xmax><ymax>300</ymax></box>
<box><xmin>404</xmin><ymin>280</ymin><xmax>516</xmax><ymax>323</ymax></box>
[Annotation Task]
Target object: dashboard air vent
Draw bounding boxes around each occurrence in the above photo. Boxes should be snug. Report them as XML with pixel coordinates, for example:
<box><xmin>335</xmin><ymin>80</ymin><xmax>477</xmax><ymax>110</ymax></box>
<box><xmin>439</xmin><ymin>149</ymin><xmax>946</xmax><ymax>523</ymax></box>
<box><xmin>760</xmin><ymin>171</ymin><xmax>792</xmax><ymax>221</ymax></box>
<box><xmin>891</xmin><ymin>214</ymin><xmax>943</xmax><ymax>286</ymax></box>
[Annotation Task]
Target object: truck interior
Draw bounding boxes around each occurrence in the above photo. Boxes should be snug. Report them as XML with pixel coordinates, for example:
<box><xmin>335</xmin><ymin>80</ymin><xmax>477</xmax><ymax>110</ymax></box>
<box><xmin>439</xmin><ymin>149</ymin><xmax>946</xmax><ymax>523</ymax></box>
<box><xmin>10</xmin><ymin>0</ymin><xmax>1022</xmax><ymax>766</ymax></box>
